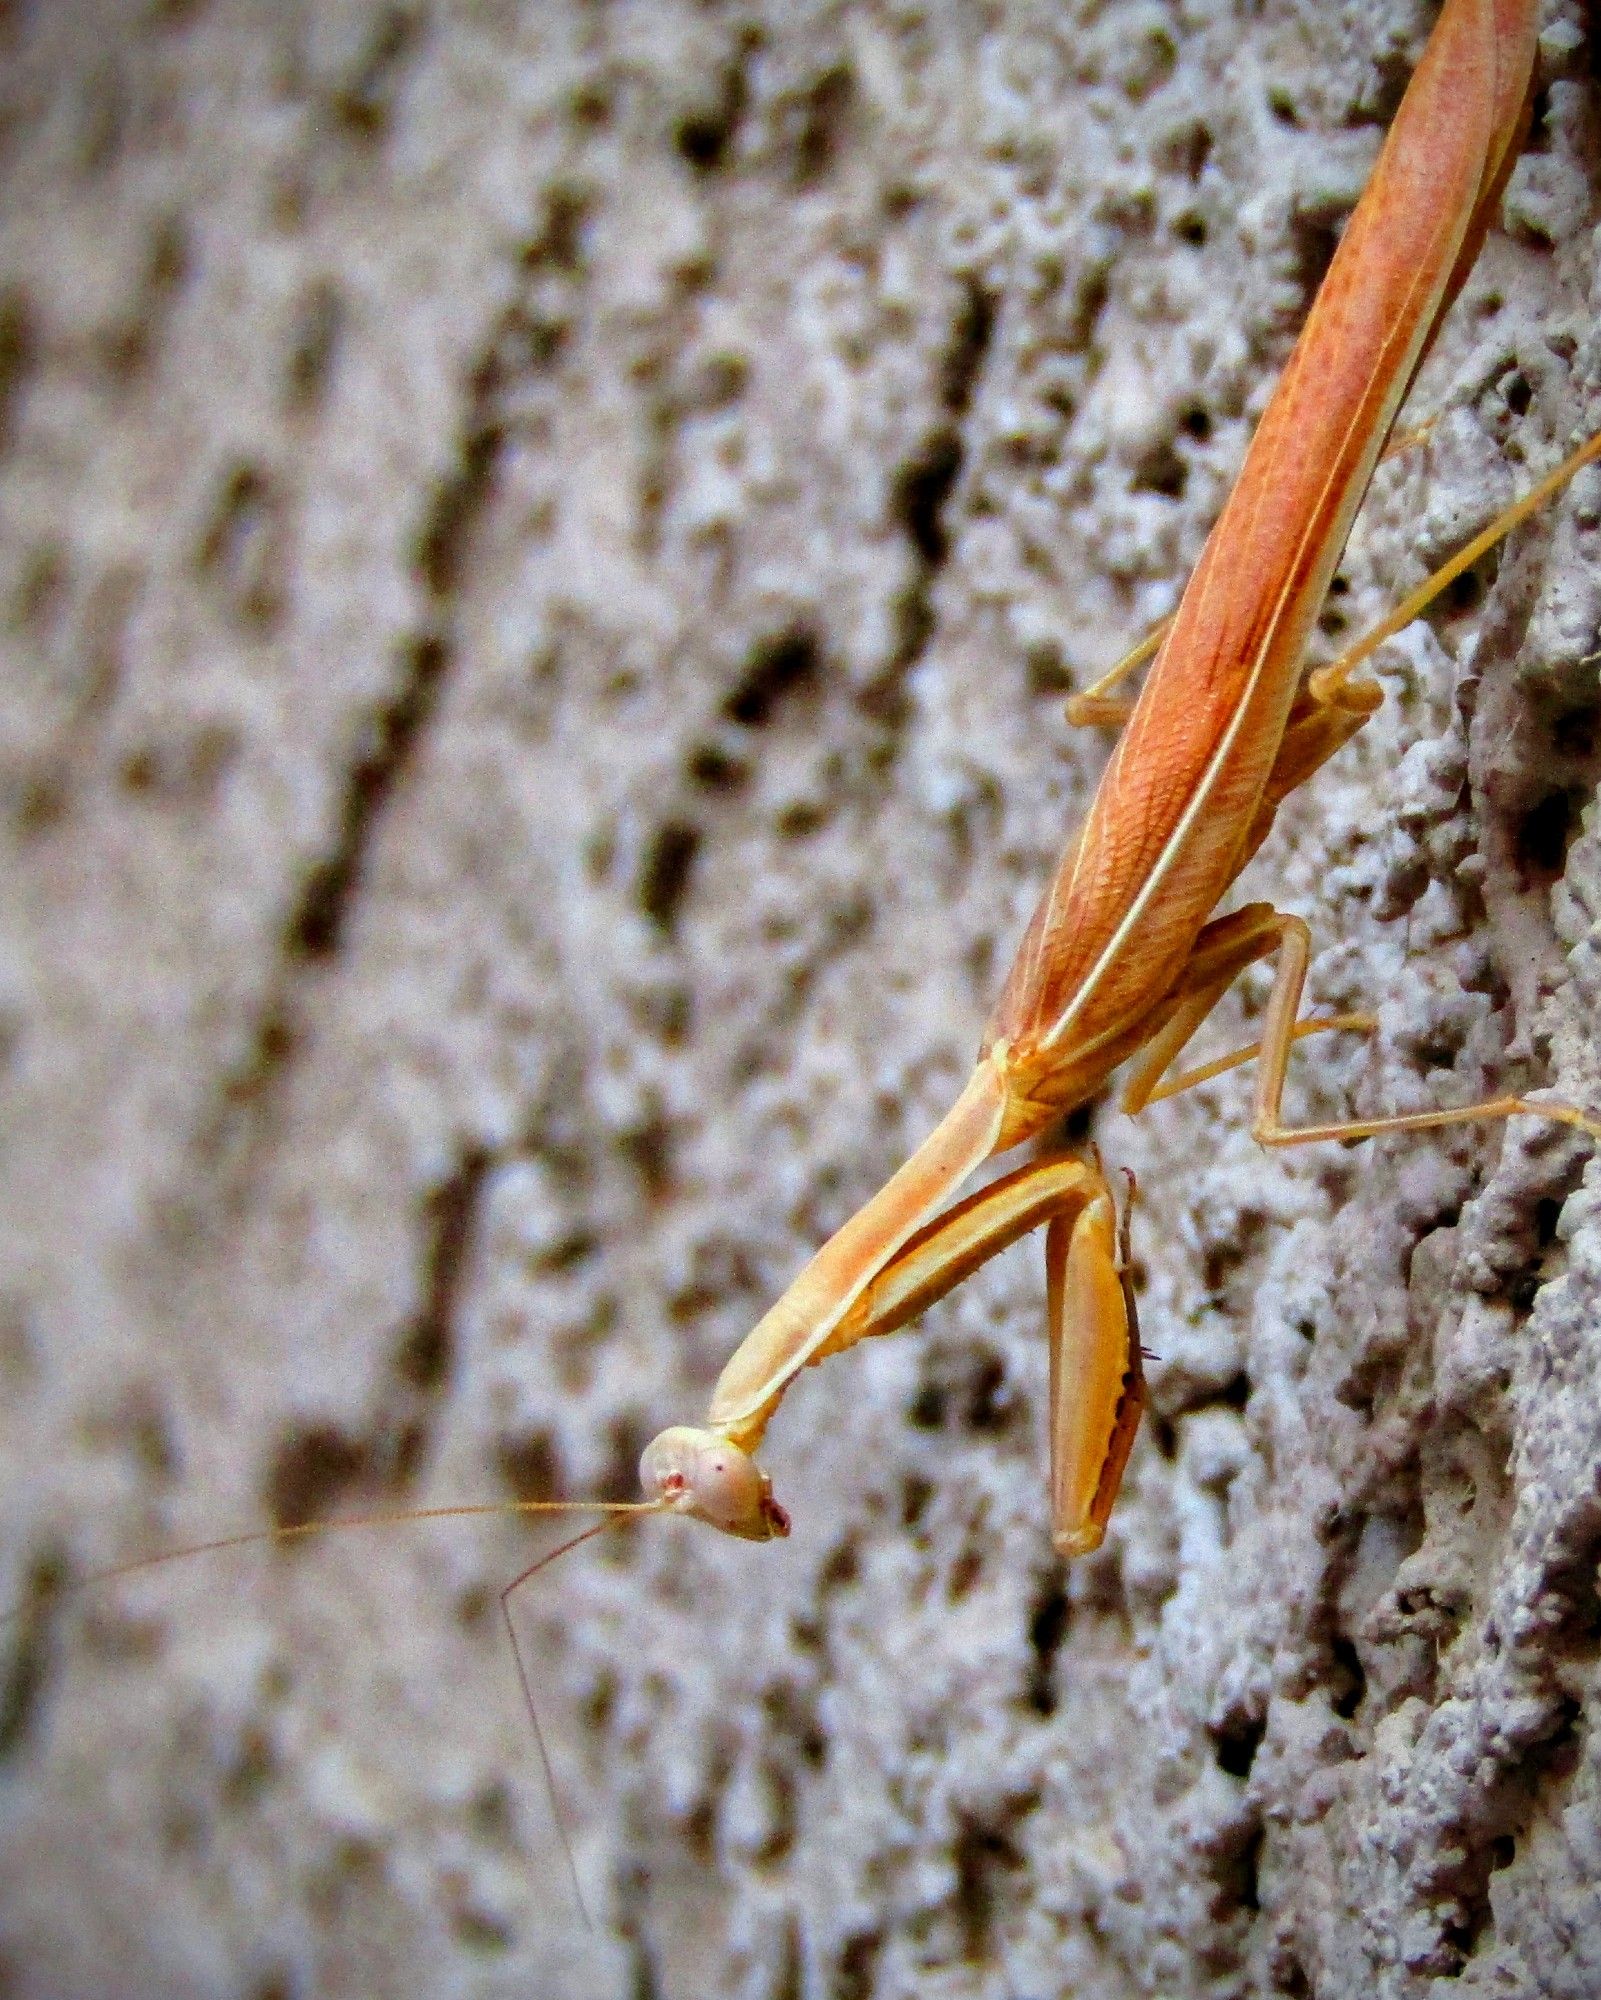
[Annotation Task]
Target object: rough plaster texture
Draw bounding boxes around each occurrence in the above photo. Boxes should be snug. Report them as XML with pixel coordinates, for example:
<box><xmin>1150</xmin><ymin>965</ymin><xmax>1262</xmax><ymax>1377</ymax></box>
<box><xmin>2</xmin><ymin>3</ymin><xmax>1601</xmax><ymax>1996</ymax></box>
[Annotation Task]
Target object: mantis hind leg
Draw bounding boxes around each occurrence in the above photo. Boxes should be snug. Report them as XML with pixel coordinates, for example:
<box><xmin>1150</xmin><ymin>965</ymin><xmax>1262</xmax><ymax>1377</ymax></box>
<box><xmin>1064</xmin><ymin>619</ymin><xmax>1170</xmax><ymax>729</ymax></box>
<box><xmin>1060</xmin><ymin>412</ymin><xmax>1435</xmax><ymax>734</ymax></box>
<box><xmin>1144</xmin><ymin>434</ymin><xmax>1601</xmax><ymax>1123</ymax></box>
<box><xmin>821</xmin><ymin>1150</ymin><xmax>1144</xmax><ymax>1559</ymax></box>
<box><xmin>1310</xmin><ymin>423</ymin><xmax>1601</xmax><ymax>708</ymax></box>
<box><xmin>1067</xmin><ymin>426</ymin><xmax>1601</xmax><ymax>740</ymax></box>
<box><xmin>1235</xmin><ymin>428</ymin><xmax>1601</xmax><ymax>1144</ymax></box>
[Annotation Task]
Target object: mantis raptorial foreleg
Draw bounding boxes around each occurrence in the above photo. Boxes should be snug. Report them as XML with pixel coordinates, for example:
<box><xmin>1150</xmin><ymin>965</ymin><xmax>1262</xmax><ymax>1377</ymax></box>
<box><xmin>643</xmin><ymin>1140</ymin><xmax>1142</xmax><ymax>1556</ymax></box>
<box><xmin>812</xmin><ymin>1150</ymin><xmax>1143</xmax><ymax>1559</ymax></box>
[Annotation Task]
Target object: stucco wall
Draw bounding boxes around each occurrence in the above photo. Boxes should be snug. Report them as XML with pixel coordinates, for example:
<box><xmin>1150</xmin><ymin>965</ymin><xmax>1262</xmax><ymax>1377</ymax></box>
<box><xmin>2</xmin><ymin>3</ymin><xmax>1600</xmax><ymax>1996</ymax></box>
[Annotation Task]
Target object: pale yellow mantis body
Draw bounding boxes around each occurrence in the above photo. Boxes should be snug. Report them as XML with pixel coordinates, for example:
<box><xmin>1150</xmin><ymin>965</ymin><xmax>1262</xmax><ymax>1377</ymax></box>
<box><xmin>635</xmin><ymin>0</ymin><xmax>1601</xmax><ymax>1561</ymax></box>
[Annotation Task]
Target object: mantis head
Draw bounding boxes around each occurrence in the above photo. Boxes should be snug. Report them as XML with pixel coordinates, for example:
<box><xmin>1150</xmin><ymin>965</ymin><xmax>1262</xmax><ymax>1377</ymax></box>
<box><xmin>639</xmin><ymin>1426</ymin><xmax>791</xmax><ymax>1541</ymax></box>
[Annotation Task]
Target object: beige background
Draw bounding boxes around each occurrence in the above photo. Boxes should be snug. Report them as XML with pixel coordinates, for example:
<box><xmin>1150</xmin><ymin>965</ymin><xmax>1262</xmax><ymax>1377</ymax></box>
<box><xmin>3</xmin><ymin>3</ymin><xmax>1601</xmax><ymax>1996</ymax></box>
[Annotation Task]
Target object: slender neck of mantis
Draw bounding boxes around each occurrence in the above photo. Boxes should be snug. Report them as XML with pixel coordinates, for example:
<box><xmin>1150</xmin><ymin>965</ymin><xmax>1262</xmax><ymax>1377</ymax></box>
<box><xmin>703</xmin><ymin>1049</ymin><xmax>1012</xmax><ymax>1449</ymax></box>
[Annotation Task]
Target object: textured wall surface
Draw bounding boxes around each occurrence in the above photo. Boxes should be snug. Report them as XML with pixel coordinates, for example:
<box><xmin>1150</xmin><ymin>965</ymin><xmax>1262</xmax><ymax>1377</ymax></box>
<box><xmin>2</xmin><ymin>3</ymin><xmax>1600</xmax><ymax>1996</ymax></box>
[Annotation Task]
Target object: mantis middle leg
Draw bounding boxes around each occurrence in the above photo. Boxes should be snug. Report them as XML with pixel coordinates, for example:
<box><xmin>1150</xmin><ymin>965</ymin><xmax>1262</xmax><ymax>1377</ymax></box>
<box><xmin>1119</xmin><ymin>900</ymin><xmax>1600</xmax><ymax>1148</ymax></box>
<box><xmin>1109</xmin><ymin>427</ymin><xmax>1601</xmax><ymax>1128</ymax></box>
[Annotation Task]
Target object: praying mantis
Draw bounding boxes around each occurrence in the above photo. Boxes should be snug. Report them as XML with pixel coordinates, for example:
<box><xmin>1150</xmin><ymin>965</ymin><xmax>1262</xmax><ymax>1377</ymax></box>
<box><xmin>8</xmin><ymin>1</ymin><xmax>1601</xmax><ymax>1992</ymax></box>
<box><xmin>632</xmin><ymin>0</ymin><xmax>1601</xmax><ymax>1563</ymax></box>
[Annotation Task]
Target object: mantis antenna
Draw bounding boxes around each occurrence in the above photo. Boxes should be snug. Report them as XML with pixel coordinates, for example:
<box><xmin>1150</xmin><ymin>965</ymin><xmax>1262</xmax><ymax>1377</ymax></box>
<box><xmin>1</xmin><ymin>1494</ymin><xmax>667</xmax><ymax>1927</ymax></box>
